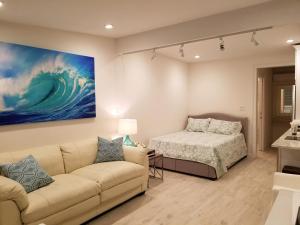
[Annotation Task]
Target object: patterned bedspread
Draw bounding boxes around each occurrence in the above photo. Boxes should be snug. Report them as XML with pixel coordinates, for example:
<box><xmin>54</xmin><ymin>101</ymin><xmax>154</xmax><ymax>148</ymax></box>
<box><xmin>148</xmin><ymin>131</ymin><xmax>247</xmax><ymax>178</ymax></box>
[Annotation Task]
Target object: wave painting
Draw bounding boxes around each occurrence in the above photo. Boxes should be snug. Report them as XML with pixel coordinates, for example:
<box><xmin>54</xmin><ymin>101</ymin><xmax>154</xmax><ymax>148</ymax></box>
<box><xmin>0</xmin><ymin>41</ymin><xmax>95</xmax><ymax>126</ymax></box>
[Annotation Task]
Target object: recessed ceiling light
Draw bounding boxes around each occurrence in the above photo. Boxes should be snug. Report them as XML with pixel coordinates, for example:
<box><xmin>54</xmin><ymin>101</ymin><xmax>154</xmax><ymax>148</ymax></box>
<box><xmin>0</xmin><ymin>1</ymin><xmax>4</xmax><ymax>7</ymax></box>
<box><xmin>105</xmin><ymin>24</ymin><xmax>114</xmax><ymax>30</ymax></box>
<box><xmin>287</xmin><ymin>39</ymin><xmax>294</xmax><ymax>44</ymax></box>
<box><xmin>194</xmin><ymin>55</ymin><xmax>200</xmax><ymax>59</ymax></box>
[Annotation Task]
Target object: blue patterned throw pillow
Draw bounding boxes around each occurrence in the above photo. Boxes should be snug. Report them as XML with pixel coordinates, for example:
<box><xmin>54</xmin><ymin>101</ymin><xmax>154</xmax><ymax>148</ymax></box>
<box><xmin>1</xmin><ymin>155</ymin><xmax>54</xmax><ymax>193</ymax></box>
<box><xmin>95</xmin><ymin>137</ymin><xmax>124</xmax><ymax>163</ymax></box>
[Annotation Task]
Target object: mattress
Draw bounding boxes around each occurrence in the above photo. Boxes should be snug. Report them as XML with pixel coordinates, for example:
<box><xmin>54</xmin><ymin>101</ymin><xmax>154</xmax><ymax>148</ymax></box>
<box><xmin>149</xmin><ymin>131</ymin><xmax>247</xmax><ymax>178</ymax></box>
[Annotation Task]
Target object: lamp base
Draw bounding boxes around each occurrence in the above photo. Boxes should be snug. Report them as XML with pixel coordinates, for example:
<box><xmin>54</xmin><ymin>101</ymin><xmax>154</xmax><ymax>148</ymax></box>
<box><xmin>123</xmin><ymin>135</ymin><xmax>137</xmax><ymax>147</ymax></box>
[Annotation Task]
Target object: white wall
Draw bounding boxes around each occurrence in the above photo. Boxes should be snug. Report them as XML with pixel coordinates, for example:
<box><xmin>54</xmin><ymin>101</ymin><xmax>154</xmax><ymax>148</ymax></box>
<box><xmin>114</xmin><ymin>53</ymin><xmax>188</xmax><ymax>143</ymax></box>
<box><xmin>0</xmin><ymin>21</ymin><xmax>294</xmax><ymax>157</ymax></box>
<box><xmin>0</xmin><ymin>21</ymin><xmax>188</xmax><ymax>151</ymax></box>
<box><xmin>188</xmin><ymin>52</ymin><xmax>294</xmax><ymax>155</ymax></box>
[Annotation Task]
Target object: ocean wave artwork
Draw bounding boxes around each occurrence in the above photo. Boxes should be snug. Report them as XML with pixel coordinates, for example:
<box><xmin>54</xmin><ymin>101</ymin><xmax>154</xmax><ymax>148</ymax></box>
<box><xmin>0</xmin><ymin>41</ymin><xmax>96</xmax><ymax>126</ymax></box>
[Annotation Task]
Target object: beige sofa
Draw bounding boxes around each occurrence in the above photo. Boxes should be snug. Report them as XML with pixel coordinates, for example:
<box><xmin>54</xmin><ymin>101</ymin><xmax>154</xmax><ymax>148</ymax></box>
<box><xmin>0</xmin><ymin>138</ymin><xmax>149</xmax><ymax>225</ymax></box>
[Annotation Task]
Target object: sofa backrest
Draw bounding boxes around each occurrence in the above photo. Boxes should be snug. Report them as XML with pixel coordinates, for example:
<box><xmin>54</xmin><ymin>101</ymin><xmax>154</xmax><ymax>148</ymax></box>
<box><xmin>60</xmin><ymin>138</ymin><xmax>98</xmax><ymax>173</ymax></box>
<box><xmin>0</xmin><ymin>145</ymin><xmax>65</xmax><ymax>176</ymax></box>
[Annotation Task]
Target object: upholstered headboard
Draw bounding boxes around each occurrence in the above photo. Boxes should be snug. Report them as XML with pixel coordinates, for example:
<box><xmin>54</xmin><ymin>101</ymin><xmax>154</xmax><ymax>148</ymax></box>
<box><xmin>188</xmin><ymin>113</ymin><xmax>248</xmax><ymax>144</ymax></box>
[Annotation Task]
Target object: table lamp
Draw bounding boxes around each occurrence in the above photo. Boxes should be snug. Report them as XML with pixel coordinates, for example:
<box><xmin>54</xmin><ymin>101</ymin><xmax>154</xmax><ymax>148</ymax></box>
<box><xmin>118</xmin><ymin>119</ymin><xmax>137</xmax><ymax>147</ymax></box>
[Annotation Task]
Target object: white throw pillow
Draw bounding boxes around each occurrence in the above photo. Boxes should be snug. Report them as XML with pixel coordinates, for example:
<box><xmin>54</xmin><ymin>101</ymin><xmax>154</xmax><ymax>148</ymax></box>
<box><xmin>207</xmin><ymin>119</ymin><xmax>242</xmax><ymax>135</ymax></box>
<box><xmin>186</xmin><ymin>118</ymin><xmax>210</xmax><ymax>132</ymax></box>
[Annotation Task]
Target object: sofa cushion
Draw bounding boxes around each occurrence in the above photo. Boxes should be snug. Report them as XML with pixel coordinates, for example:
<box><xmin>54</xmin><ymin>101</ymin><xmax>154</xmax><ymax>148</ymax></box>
<box><xmin>101</xmin><ymin>176</ymin><xmax>143</xmax><ymax>202</ymax></box>
<box><xmin>1</xmin><ymin>155</ymin><xmax>54</xmax><ymax>193</ymax></box>
<box><xmin>60</xmin><ymin>138</ymin><xmax>98</xmax><ymax>173</ymax></box>
<box><xmin>71</xmin><ymin>161</ymin><xmax>144</xmax><ymax>191</ymax></box>
<box><xmin>95</xmin><ymin>137</ymin><xmax>124</xmax><ymax>163</ymax></box>
<box><xmin>0</xmin><ymin>145</ymin><xmax>65</xmax><ymax>176</ymax></box>
<box><xmin>21</xmin><ymin>174</ymin><xmax>100</xmax><ymax>224</ymax></box>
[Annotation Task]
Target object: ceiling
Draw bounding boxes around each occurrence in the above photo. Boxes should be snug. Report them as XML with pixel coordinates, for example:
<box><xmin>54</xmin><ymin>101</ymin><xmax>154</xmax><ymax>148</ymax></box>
<box><xmin>158</xmin><ymin>24</ymin><xmax>300</xmax><ymax>63</ymax></box>
<box><xmin>0</xmin><ymin>0</ymin><xmax>271</xmax><ymax>38</ymax></box>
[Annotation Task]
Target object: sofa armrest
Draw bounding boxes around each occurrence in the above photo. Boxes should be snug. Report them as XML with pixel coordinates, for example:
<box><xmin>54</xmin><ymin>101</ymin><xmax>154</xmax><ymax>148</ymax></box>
<box><xmin>123</xmin><ymin>146</ymin><xmax>148</xmax><ymax>167</ymax></box>
<box><xmin>0</xmin><ymin>176</ymin><xmax>29</xmax><ymax>211</ymax></box>
<box><xmin>123</xmin><ymin>146</ymin><xmax>149</xmax><ymax>191</ymax></box>
<box><xmin>273</xmin><ymin>172</ymin><xmax>300</xmax><ymax>192</ymax></box>
<box><xmin>0</xmin><ymin>201</ymin><xmax>22</xmax><ymax>225</ymax></box>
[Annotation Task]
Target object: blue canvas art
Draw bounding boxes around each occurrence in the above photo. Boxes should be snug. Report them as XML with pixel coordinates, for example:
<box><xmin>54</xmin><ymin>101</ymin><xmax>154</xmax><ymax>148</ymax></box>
<box><xmin>0</xmin><ymin>42</ymin><xmax>95</xmax><ymax>125</ymax></box>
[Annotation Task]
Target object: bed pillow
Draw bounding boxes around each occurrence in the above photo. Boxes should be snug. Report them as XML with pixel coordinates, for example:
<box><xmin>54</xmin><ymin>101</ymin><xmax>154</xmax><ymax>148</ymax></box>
<box><xmin>0</xmin><ymin>155</ymin><xmax>54</xmax><ymax>193</ymax></box>
<box><xmin>95</xmin><ymin>137</ymin><xmax>124</xmax><ymax>163</ymax></box>
<box><xmin>186</xmin><ymin>118</ymin><xmax>210</xmax><ymax>132</ymax></box>
<box><xmin>207</xmin><ymin>119</ymin><xmax>242</xmax><ymax>135</ymax></box>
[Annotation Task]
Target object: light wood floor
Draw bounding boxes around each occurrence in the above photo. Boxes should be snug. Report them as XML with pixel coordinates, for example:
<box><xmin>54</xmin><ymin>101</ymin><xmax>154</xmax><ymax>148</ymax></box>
<box><xmin>88</xmin><ymin>150</ymin><xmax>276</xmax><ymax>225</ymax></box>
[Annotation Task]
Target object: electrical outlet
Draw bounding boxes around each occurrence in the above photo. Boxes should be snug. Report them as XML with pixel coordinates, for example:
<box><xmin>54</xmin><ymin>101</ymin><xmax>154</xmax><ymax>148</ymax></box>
<box><xmin>239</xmin><ymin>106</ymin><xmax>245</xmax><ymax>111</ymax></box>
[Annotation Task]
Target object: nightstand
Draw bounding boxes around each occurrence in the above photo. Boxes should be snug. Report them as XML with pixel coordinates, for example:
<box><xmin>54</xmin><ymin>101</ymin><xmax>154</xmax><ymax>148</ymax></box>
<box><xmin>148</xmin><ymin>150</ymin><xmax>164</xmax><ymax>182</ymax></box>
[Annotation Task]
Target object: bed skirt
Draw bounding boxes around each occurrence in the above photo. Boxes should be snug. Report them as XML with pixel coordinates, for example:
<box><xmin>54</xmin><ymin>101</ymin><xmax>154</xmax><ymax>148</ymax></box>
<box><xmin>155</xmin><ymin>156</ymin><xmax>247</xmax><ymax>180</ymax></box>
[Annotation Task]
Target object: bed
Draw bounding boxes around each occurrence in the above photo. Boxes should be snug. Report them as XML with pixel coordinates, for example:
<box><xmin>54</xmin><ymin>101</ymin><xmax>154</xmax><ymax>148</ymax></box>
<box><xmin>148</xmin><ymin>113</ymin><xmax>248</xmax><ymax>179</ymax></box>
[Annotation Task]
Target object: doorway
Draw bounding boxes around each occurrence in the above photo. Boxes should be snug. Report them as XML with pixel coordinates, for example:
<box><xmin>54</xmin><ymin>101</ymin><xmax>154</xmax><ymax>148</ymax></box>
<box><xmin>256</xmin><ymin>66</ymin><xmax>295</xmax><ymax>152</ymax></box>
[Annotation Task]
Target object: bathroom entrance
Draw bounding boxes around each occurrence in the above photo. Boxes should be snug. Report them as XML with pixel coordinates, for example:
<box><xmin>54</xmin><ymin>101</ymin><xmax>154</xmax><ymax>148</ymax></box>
<box><xmin>256</xmin><ymin>66</ymin><xmax>295</xmax><ymax>152</ymax></box>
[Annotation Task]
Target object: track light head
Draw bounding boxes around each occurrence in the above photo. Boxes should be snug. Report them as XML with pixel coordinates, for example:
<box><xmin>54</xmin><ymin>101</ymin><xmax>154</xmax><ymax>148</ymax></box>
<box><xmin>251</xmin><ymin>31</ymin><xmax>259</xmax><ymax>46</ymax></box>
<box><xmin>219</xmin><ymin>37</ymin><xmax>225</xmax><ymax>51</ymax></box>
<box><xmin>179</xmin><ymin>44</ymin><xmax>185</xmax><ymax>57</ymax></box>
<box><xmin>151</xmin><ymin>48</ymin><xmax>157</xmax><ymax>60</ymax></box>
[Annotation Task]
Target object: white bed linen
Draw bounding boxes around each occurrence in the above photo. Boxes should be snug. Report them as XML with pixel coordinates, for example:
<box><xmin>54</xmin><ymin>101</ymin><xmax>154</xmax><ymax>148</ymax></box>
<box><xmin>148</xmin><ymin>131</ymin><xmax>247</xmax><ymax>178</ymax></box>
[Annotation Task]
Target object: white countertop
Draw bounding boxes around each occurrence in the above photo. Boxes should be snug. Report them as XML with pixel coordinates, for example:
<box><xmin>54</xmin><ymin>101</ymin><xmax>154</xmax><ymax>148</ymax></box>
<box><xmin>272</xmin><ymin>129</ymin><xmax>300</xmax><ymax>150</ymax></box>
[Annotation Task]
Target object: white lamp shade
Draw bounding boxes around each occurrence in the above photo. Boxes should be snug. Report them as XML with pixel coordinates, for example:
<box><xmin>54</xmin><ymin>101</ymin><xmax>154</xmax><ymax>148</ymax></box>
<box><xmin>118</xmin><ymin>119</ymin><xmax>137</xmax><ymax>135</ymax></box>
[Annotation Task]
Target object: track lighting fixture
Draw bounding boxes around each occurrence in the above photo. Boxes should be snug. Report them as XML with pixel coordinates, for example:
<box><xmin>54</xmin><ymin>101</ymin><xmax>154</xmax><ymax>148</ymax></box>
<box><xmin>251</xmin><ymin>31</ymin><xmax>259</xmax><ymax>46</ymax></box>
<box><xmin>151</xmin><ymin>48</ymin><xmax>157</xmax><ymax>60</ymax></box>
<box><xmin>122</xmin><ymin>27</ymin><xmax>271</xmax><ymax>56</ymax></box>
<box><xmin>179</xmin><ymin>44</ymin><xmax>185</xmax><ymax>57</ymax></box>
<box><xmin>219</xmin><ymin>37</ymin><xmax>225</xmax><ymax>51</ymax></box>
